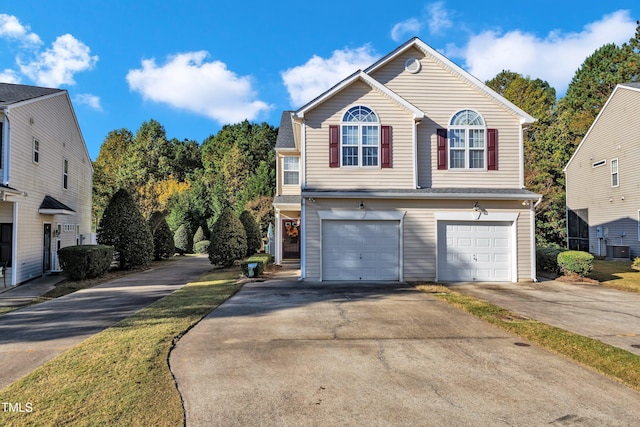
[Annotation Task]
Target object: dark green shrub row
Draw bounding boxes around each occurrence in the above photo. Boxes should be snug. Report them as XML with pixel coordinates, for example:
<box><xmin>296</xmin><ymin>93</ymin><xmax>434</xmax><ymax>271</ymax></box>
<box><xmin>58</xmin><ymin>245</ymin><xmax>114</xmax><ymax>281</ymax></box>
<box><xmin>557</xmin><ymin>250</ymin><xmax>594</xmax><ymax>276</ymax></box>
<box><xmin>536</xmin><ymin>247</ymin><xmax>568</xmax><ymax>274</ymax></box>
<box><xmin>194</xmin><ymin>240</ymin><xmax>210</xmax><ymax>254</ymax></box>
<box><xmin>240</xmin><ymin>253</ymin><xmax>273</xmax><ymax>277</ymax></box>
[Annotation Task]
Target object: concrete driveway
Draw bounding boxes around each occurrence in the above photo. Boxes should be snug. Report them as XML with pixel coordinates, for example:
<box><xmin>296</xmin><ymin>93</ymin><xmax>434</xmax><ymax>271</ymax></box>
<box><xmin>171</xmin><ymin>274</ymin><xmax>640</xmax><ymax>426</ymax></box>
<box><xmin>450</xmin><ymin>279</ymin><xmax>640</xmax><ymax>356</ymax></box>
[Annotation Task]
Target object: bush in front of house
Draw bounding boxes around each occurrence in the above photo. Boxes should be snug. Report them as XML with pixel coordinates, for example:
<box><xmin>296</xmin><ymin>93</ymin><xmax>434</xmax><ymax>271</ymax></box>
<box><xmin>98</xmin><ymin>189</ymin><xmax>154</xmax><ymax>269</ymax></box>
<box><xmin>239</xmin><ymin>210</ymin><xmax>262</xmax><ymax>257</ymax></box>
<box><xmin>536</xmin><ymin>247</ymin><xmax>568</xmax><ymax>274</ymax></box>
<box><xmin>240</xmin><ymin>253</ymin><xmax>274</xmax><ymax>277</ymax></box>
<box><xmin>208</xmin><ymin>207</ymin><xmax>247</xmax><ymax>267</ymax></box>
<box><xmin>557</xmin><ymin>250</ymin><xmax>594</xmax><ymax>276</ymax></box>
<box><xmin>153</xmin><ymin>218</ymin><xmax>175</xmax><ymax>260</ymax></box>
<box><xmin>174</xmin><ymin>223</ymin><xmax>193</xmax><ymax>255</ymax></box>
<box><xmin>194</xmin><ymin>240</ymin><xmax>210</xmax><ymax>254</ymax></box>
<box><xmin>58</xmin><ymin>245</ymin><xmax>114</xmax><ymax>281</ymax></box>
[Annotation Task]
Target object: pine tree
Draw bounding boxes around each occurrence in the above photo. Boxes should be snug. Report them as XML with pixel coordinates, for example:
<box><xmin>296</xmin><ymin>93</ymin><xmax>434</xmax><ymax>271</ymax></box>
<box><xmin>239</xmin><ymin>210</ymin><xmax>262</xmax><ymax>256</ymax></box>
<box><xmin>208</xmin><ymin>207</ymin><xmax>247</xmax><ymax>267</ymax></box>
<box><xmin>174</xmin><ymin>223</ymin><xmax>193</xmax><ymax>255</ymax></box>
<box><xmin>153</xmin><ymin>218</ymin><xmax>175</xmax><ymax>260</ymax></box>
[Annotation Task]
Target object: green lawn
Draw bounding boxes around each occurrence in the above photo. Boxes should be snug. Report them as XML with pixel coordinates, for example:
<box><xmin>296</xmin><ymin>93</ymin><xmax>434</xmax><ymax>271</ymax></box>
<box><xmin>0</xmin><ymin>269</ymin><xmax>242</xmax><ymax>427</ymax></box>
<box><xmin>588</xmin><ymin>259</ymin><xmax>640</xmax><ymax>293</ymax></box>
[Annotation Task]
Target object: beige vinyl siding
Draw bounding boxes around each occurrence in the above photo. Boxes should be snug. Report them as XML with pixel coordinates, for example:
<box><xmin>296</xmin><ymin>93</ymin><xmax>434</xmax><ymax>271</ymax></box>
<box><xmin>370</xmin><ymin>47</ymin><xmax>523</xmax><ymax>189</ymax></box>
<box><xmin>277</xmin><ymin>153</ymin><xmax>301</xmax><ymax>196</ymax></box>
<box><xmin>6</xmin><ymin>92</ymin><xmax>92</xmax><ymax>284</ymax></box>
<box><xmin>565</xmin><ymin>87</ymin><xmax>640</xmax><ymax>256</ymax></box>
<box><xmin>304</xmin><ymin>81</ymin><xmax>415</xmax><ymax>190</ymax></box>
<box><xmin>304</xmin><ymin>198</ymin><xmax>532</xmax><ymax>281</ymax></box>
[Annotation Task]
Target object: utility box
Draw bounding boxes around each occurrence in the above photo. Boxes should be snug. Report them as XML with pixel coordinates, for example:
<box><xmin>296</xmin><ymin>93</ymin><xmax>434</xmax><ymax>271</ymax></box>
<box><xmin>606</xmin><ymin>245</ymin><xmax>630</xmax><ymax>260</ymax></box>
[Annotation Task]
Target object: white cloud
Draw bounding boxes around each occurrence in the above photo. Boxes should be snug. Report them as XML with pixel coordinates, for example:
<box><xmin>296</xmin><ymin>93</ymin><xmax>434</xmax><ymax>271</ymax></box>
<box><xmin>391</xmin><ymin>2</ymin><xmax>453</xmax><ymax>42</ymax></box>
<box><xmin>18</xmin><ymin>34</ymin><xmax>98</xmax><ymax>87</ymax></box>
<box><xmin>391</xmin><ymin>18</ymin><xmax>422</xmax><ymax>43</ymax></box>
<box><xmin>75</xmin><ymin>93</ymin><xmax>102</xmax><ymax>111</ymax></box>
<box><xmin>126</xmin><ymin>51</ymin><xmax>272</xmax><ymax>124</ymax></box>
<box><xmin>448</xmin><ymin>10</ymin><xmax>636</xmax><ymax>95</ymax></box>
<box><xmin>426</xmin><ymin>2</ymin><xmax>452</xmax><ymax>35</ymax></box>
<box><xmin>0</xmin><ymin>13</ymin><xmax>41</xmax><ymax>45</ymax></box>
<box><xmin>281</xmin><ymin>45</ymin><xmax>380</xmax><ymax>107</ymax></box>
<box><xmin>0</xmin><ymin>69</ymin><xmax>20</xmax><ymax>84</ymax></box>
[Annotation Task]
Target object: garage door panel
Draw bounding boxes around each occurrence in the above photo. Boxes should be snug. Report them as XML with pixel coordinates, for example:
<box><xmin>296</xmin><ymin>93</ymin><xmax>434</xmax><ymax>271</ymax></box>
<box><xmin>323</xmin><ymin>220</ymin><xmax>399</xmax><ymax>281</ymax></box>
<box><xmin>439</xmin><ymin>221</ymin><xmax>512</xmax><ymax>282</ymax></box>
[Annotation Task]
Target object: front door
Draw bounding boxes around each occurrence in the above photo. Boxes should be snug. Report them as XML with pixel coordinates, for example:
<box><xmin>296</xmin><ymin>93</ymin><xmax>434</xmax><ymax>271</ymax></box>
<box><xmin>282</xmin><ymin>219</ymin><xmax>300</xmax><ymax>259</ymax></box>
<box><xmin>43</xmin><ymin>224</ymin><xmax>51</xmax><ymax>272</ymax></box>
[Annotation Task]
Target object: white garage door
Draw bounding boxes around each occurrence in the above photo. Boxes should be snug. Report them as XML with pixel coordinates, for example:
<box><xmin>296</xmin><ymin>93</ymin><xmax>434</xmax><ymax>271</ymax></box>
<box><xmin>322</xmin><ymin>220</ymin><xmax>400</xmax><ymax>281</ymax></box>
<box><xmin>438</xmin><ymin>221</ymin><xmax>512</xmax><ymax>282</ymax></box>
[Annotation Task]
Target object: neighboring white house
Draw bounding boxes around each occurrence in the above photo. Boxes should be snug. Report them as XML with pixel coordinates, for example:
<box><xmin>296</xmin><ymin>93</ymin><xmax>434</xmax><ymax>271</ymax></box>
<box><xmin>565</xmin><ymin>82</ymin><xmax>640</xmax><ymax>259</ymax></box>
<box><xmin>0</xmin><ymin>83</ymin><xmax>93</xmax><ymax>286</ymax></box>
<box><xmin>273</xmin><ymin>37</ymin><xmax>541</xmax><ymax>282</ymax></box>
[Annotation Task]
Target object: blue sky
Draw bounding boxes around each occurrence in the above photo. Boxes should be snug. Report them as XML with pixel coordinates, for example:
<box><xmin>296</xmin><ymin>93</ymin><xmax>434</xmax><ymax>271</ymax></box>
<box><xmin>1</xmin><ymin>1</ymin><xmax>637</xmax><ymax>160</ymax></box>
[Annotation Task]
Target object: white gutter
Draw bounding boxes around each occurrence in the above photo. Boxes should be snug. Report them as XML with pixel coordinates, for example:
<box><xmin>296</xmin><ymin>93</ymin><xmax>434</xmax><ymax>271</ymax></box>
<box><xmin>301</xmin><ymin>190</ymin><xmax>541</xmax><ymax>201</ymax></box>
<box><xmin>300</xmin><ymin>197</ymin><xmax>306</xmax><ymax>280</ymax></box>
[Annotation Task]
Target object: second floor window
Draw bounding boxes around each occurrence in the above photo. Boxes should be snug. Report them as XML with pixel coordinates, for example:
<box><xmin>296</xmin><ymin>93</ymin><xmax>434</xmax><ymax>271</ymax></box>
<box><xmin>63</xmin><ymin>159</ymin><xmax>68</xmax><ymax>189</ymax></box>
<box><xmin>448</xmin><ymin>109</ymin><xmax>486</xmax><ymax>170</ymax></box>
<box><xmin>33</xmin><ymin>138</ymin><xmax>40</xmax><ymax>163</ymax></box>
<box><xmin>611</xmin><ymin>158</ymin><xmax>619</xmax><ymax>187</ymax></box>
<box><xmin>341</xmin><ymin>106</ymin><xmax>379</xmax><ymax>167</ymax></box>
<box><xmin>283</xmin><ymin>156</ymin><xmax>299</xmax><ymax>185</ymax></box>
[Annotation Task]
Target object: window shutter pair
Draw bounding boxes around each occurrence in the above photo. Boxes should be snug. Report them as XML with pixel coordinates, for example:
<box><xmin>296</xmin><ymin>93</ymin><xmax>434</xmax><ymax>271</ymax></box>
<box><xmin>329</xmin><ymin>125</ymin><xmax>392</xmax><ymax>168</ymax></box>
<box><xmin>437</xmin><ymin>128</ymin><xmax>498</xmax><ymax>170</ymax></box>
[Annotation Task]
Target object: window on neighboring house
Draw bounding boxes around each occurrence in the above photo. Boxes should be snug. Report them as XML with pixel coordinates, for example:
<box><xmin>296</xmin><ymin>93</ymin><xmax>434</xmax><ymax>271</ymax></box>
<box><xmin>611</xmin><ymin>158</ymin><xmax>619</xmax><ymax>187</ymax></box>
<box><xmin>63</xmin><ymin>159</ymin><xmax>68</xmax><ymax>189</ymax></box>
<box><xmin>448</xmin><ymin>109</ymin><xmax>486</xmax><ymax>169</ymax></box>
<box><xmin>283</xmin><ymin>156</ymin><xmax>299</xmax><ymax>185</ymax></box>
<box><xmin>341</xmin><ymin>106</ymin><xmax>379</xmax><ymax>167</ymax></box>
<box><xmin>33</xmin><ymin>138</ymin><xmax>40</xmax><ymax>163</ymax></box>
<box><xmin>0</xmin><ymin>223</ymin><xmax>12</xmax><ymax>267</ymax></box>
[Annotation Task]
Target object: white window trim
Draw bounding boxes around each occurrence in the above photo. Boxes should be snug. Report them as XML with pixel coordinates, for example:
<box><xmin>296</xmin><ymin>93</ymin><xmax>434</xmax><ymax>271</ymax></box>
<box><xmin>611</xmin><ymin>158</ymin><xmax>619</xmax><ymax>187</ymax></box>
<box><xmin>33</xmin><ymin>138</ymin><xmax>40</xmax><ymax>164</ymax></box>
<box><xmin>637</xmin><ymin>210</ymin><xmax>640</xmax><ymax>241</ymax></box>
<box><xmin>447</xmin><ymin>109</ymin><xmax>487</xmax><ymax>171</ymax></box>
<box><xmin>282</xmin><ymin>156</ymin><xmax>299</xmax><ymax>186</ymax></box>
<box><xmin>340</xmin><ymin>105</ymin><xmax>380</xmax><ymax>168</ymax></box>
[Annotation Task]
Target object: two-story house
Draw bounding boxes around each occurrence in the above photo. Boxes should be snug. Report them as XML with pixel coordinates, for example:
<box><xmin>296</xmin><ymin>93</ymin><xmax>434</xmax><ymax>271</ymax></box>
<box><xmin>565</xmin><ymin>82</ymin><xmax>640</xmax><ymax>258</ymax></box>
<box><xmin>273</xmin><ymin>38</ymin><xmax>540</xmax><ymax>282</ymax></box>
<box><xmin>0</xmin><ymin>83</ymin><xmax>93</xmax><ymax>286</ymax></box>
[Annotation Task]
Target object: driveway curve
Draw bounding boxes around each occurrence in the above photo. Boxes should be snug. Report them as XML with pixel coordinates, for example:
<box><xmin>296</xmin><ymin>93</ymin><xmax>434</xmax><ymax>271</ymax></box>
<box><xmin>171</xmin><ymin>274</ymin><xmax>640</xmax><ymax>426</ymax></box>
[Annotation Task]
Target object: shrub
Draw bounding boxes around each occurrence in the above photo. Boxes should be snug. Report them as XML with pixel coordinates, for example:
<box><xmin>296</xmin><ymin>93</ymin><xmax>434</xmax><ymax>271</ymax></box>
<box><xmin>208</xmin><ymin>207</ymin><xmax>247</xmax><ymax>267</ymax></box>
<box><xmin>97</xmin><ymin>189</ymin><xmax>154</xmax><ymax>269</ymax></box>
<box><xmin>174</xmin><ymin>224</ymin><xmax>193</xmax><ymax>255</ymax></box>
<box><xmin>153</xmin><ymin>219</ymin><xmax>175</xmax><ymax>260</ymax></box>
<box><xmin>239</xmin><ymin>210</ymin><xmax>262</xmax><ymax>256</ymax></box>
<box><xmin>194</xmin><ymin>240</ymin><xmax>210</xmax><ymax>254</ymax></box>
<box><xmin>240</xmin><ymin>253</ymin><xmax>273</xmax><ymax>277</ymax></box>
<box><xmin>536</xmin><ymin>247</ymin><xmax>568</xmax><ymax>274</ymax></box>
<box><xmin>193</xmin><ymin>226</ymin><xmax>207</xmax><ymax>244</ymax></box>
<box><xmin>58</xmin><ymin>245</ymin><xmax>114</xmax><ymax>281</ymax></box>
<box><xmin>557</xmin><ymin>250</ymin><xmax>594</xmax><ymax>276</ymax></box>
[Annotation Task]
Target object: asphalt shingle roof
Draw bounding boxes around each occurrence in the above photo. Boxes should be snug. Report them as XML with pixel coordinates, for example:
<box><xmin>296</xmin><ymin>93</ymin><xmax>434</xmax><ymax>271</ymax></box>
<box><xmin>0</xmin><ymin>83</ymin><xmax>63</xmax><ymax>106</ymax></box>
<box><xmin>40</xmin><ymin>195</ymin><xmax>75</xmax><ymax>212</ymax></box>
<box><xmin>275</xmin><ymin>111</ymin><xmax>296</xmax><ymax>150</ymax></box>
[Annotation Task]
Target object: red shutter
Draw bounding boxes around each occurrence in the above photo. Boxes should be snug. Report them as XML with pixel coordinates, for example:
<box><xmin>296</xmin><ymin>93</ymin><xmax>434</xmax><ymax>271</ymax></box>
<box><xmin>381</xmin><ymin>125</ymin><xmax>392</xmax><ymax>168</ymax></box>
<box><xmin>437</xmin><ymin>129</ymin><xmax>448</xmax><ymax>170</ymax></box>
<box><xmin>329</xmin><ymin>125</ymin><xmax>339</xmax><ymax>168</ymax></box>
<box><xmin>487</xmin><ymin>128</ymin><xmax>497</xmax><ymax>170</ymax></box>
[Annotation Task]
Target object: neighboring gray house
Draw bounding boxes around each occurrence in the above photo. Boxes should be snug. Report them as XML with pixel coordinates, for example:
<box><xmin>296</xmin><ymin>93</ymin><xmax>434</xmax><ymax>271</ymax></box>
<box><xmin>565</xmin><ymin>82</ymin><xmax>640</xmax><ymax>259</ymax></box>
<box><xmin>0</xmin><ymin>83</ymin><xmax>93</xmax><ymax>286</ymax></box>
<box><xmin>273</xmin><ymin>38</ymin><xmax>541</xmax><ymax>282</ymax></box>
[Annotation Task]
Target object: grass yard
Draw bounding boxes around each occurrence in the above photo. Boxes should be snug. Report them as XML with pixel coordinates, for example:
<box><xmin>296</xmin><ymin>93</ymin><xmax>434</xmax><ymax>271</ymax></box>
<box><xmin>588</xmin><ymin>259</ymin><xmax>640</xmax><ymax>293</ymax></box>
<box><xmin>415</xmin><ymin>284</ymin><xmax>640</xmax><ymax>393</ymax></box>
<box><xmin>0</xmin><ymin>269</ymin><xmax>242</xmax><ymax>427</ymax></box>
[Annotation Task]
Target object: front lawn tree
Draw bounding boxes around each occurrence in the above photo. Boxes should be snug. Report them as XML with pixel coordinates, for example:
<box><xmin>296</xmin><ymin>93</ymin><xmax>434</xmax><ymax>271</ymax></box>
<box><xmin>98</xmin><ymin>188</ymin><xmax>154</xmax><ymax>269</ymax></box>
<box><xmin>239</xmin><ymin>210</ymin><xmax>261</xmax><ymax>257</ymax></box>
<box><xmin>174</xmin><ymin>223</ymin><xmax>193</xmax><ymax>255</ymax></box>
<box><xmin>208</xmin><ymin>207</ymin><xmax>247</xmax><ymax>267</ymax></box>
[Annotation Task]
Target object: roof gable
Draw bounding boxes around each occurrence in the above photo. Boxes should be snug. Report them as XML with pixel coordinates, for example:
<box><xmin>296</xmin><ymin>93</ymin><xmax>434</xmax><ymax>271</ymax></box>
<box><xmin>0</xmin><ymin>83</ymin><xmax>63</xmax><ymax>106</ymax></box>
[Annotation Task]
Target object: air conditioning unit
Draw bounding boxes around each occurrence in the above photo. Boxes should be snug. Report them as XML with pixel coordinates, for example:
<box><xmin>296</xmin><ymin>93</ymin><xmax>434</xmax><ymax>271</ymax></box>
<box><xmin>606</xmin><ymin>245</ymin><xmax>630</xmax><ymax>260</ymax></box>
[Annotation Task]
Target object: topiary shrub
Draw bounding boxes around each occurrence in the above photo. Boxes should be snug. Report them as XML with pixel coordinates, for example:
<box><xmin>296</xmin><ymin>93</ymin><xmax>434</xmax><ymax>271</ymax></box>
<box><xmin>174</xmin><ymin>223</ymin><xmax>193</xmax><ymax>255</ymax></box>
<box><xmin>208</xmin><ymin>207</ymin><xmax>247</xmax><ymax>267</ymax></box>
<box><xmin>557</xmin><ymin>250</ymin><xmax>594</xmax><ymax>277</ymax></box>
<box><xmin>97</xmin><ymin>189</ymin><xmax>154</xmax><ymax>269</ymax></box>
<box><xmin>536</xmin><ymin>247</ymin><xmax>568</xmax><ymax>274</ymax></box>
<box><xmin>240</xmin><ymin>253</ymin><xmax>273</xmax><ymax>277</ymax></box>
<box><xmin>58</xmin><ymin>245</ymin><xmax>114</xmax><ymax>281</ymax></box>
<box><xmin>194</xmin><ymin>240</ymin><xmax>210</xmax><ymax>254</ymax></box>
<box><xmin>153</xmin><ymin>218</ymin><xmax>175</xmax><ymax>260</ymax></box>
<box><xmin>193</xmin><ymin>226</ymin><xmax>206</xmax><ymax>244</ymax></box>
<box><xmin>239</xmin><ymin>210</ymin><xmax>262</xmax><ymax>256</ymax></box>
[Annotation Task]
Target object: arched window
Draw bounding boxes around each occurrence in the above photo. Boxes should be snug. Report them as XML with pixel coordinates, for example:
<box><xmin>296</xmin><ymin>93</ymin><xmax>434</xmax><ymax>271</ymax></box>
<box><xmin>341</xmin><ymin>106</ymin><xmax>379</xmax><ymax>167</ymax></box>
<box><xmin>448</xmin><ymin>109</ymin><xmax>486</xmax><ymax>169</ymax></box>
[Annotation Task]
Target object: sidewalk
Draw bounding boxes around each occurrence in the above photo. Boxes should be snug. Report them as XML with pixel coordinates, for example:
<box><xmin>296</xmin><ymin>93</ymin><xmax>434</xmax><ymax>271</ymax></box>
<box><xmin>0</xmin><ymin>274</ymin><xmax>66</xmax><ymax>307</ymax></box>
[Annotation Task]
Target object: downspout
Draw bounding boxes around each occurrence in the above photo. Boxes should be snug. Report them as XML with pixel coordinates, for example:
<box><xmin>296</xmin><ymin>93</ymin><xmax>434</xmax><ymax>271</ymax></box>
<box><xmin>531</xmin><ymin>197</ymin><xmax>542</xmax><ymax>282</ymax></box>
<box><xmin>413</xmin><ymin>119</ymin><xmax>419</xmax><ymax>188</ymax></box>
<box><xmin>11</xmin><ymin>202</ymin><xmax>17</xmax><ymax>286</ymax></box>
<box><xmin>300</xmin><ymin>197</ymin><xmax>305</xmax><ymax>280</ymax></box>
<box><xmin>2</xmin><ymin>107</ymin><xmax>10</xmax><ymax>185</ymax></box>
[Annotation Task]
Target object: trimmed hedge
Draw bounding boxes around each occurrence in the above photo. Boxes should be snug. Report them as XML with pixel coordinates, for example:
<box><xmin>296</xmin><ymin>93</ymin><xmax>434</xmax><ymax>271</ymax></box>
<box><xmin>536</xmin><ymin>247</ymin><xmax>568</xmax><ymax>274</ymax></box>
<box><xmin>557</xmin><ymin>250</ymin><xmax>594</xmax><ymax>276</ymax></box>
<box><xmin>58</xmin><ymin>245</ymin><xmax>114</xmax><ymax>281</ymax></box>
<box><xmin>194</xmin><ymin>240</ymin><xmax>210</xmax><ymax>254</ymax></box>
<box><xmin>240</xmin><ymin>253</ymin><xmax>273</xmax><ymax>277</ymax></box>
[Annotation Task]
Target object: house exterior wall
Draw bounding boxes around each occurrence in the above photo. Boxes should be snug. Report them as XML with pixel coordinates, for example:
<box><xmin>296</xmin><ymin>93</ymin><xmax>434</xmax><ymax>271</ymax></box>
<box><xmin>565</xmin><ymin>86</ymin><xmax>640</xmax><ymax>257</ymax></box>
<box><xmin>4</xmin><ymin>92</ymin><xmax>93</xmax><ymax>284</ymax></box>
<box><xmin>277</xmin><ymin>152</ymin><xmax>301</xmax><ymax>196</ymax></box>
<box><xmin>303</xmin><ymin>198</ymin><xmax>533</xmax><ymax>281</ymax></box>
<box><xmin>370</xmin><ymin>47</ymin><xmax>523</xmax><ymax>189</ymax></box>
